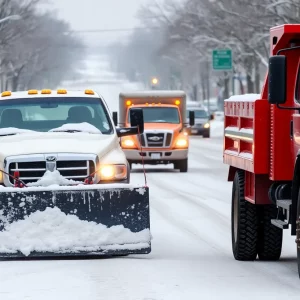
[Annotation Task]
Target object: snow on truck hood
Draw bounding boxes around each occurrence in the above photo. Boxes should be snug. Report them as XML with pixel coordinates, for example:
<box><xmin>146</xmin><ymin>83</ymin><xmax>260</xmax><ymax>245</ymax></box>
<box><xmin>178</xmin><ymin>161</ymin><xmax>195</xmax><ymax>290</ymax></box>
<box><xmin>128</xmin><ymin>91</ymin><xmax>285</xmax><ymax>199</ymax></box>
<box><xmin>0</xmin><ymin>128</ymin><xmax>118</xmax><ymax>159</ymax></box>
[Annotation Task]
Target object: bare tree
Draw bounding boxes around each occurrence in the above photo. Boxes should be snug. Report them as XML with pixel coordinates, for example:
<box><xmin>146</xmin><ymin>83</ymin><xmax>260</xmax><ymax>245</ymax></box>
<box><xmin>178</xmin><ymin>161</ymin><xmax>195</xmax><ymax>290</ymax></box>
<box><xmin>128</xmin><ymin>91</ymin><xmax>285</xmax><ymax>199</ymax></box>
<box><xmin>0</xmin><ymin>0</ymin><xmax>86</xmax><ymax>91</ymax></box>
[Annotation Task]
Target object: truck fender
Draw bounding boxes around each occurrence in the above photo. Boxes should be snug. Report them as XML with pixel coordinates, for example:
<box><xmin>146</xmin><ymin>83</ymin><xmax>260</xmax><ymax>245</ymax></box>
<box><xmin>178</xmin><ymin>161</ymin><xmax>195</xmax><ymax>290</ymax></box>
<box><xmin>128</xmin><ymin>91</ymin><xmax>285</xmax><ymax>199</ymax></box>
<box><xmin>228</xmin><ymin>166</ymin><xmax>237</xmax><ymax>181</ymax></box>
<box><xmin>291</xmin><ymin>154</ymin><xmax>300</xmax><ymax>235</ymax></box>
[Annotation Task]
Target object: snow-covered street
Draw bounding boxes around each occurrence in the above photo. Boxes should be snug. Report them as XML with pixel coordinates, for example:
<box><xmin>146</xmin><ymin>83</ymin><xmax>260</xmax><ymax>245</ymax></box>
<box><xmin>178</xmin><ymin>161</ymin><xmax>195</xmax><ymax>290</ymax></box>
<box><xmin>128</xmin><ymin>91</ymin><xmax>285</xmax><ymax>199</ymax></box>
<box><xmin>0</xmin><ymin>56</ymin><xmax>299</xmax><ymax>299</ymax></box>
<box><xmin>1</xmin><ymin>124</ymin><xmax>300</xmax><ymax>299</ymax></box>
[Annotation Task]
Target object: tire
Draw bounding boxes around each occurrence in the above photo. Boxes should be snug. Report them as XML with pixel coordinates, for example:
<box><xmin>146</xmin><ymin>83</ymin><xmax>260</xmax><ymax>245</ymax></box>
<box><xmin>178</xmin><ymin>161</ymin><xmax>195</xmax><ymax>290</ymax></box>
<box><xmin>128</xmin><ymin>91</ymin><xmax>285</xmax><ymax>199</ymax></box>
<box><xmin>257</xmin><ymin>205</ymin><xmax>282</xmax><ymax>261</ymax></box>
<box><xmin>125</xmin><ymin>162</ymin><xmax>131</xmax><ymax>183</ymax></box>
<box><xmin>297</xmin><ymin>190</ymin><xmax>300</xmax><ymax>277</ymax></box>
<box><xmin>203</xmin><ymin>131</ymin><xmax>210</xmax><ymax>138</ymax></box>
<box><xmin>232</xmin><ymin>170</ymin><xmax>258</xmax><ymax>260</ymax></box>
<box><xmin>175</xmin><ymin>159</ymin><xmax>188</xmax><ymax>172</ymax></box>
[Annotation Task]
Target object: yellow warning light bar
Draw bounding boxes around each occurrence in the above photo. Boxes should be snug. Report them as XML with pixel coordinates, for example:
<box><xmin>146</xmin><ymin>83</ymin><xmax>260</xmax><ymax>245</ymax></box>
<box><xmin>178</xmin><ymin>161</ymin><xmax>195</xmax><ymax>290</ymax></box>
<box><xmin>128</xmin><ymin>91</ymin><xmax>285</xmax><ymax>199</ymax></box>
<box><xmin>28</xmin><ymin>90</ymin><xmax>38</xmax><ymax>95</ymax></box>
<box><xmin>85</xmin><ymin>89</ymin><xmax>94</xmax><ymax>95</ymax></box>
<box><xmin>1</xmin><ymin>91</ymin><xmax>11</xmax><ymax>97</ymax></box>
<box><xmin>41</xmin><ymin>89</ymin><xmax>51</xmax><ymax>94</ymax></box>
<box><xmin>57</xmin><ymin>89</ymin><xmax>67</xmax><ymax>94</ymax></box>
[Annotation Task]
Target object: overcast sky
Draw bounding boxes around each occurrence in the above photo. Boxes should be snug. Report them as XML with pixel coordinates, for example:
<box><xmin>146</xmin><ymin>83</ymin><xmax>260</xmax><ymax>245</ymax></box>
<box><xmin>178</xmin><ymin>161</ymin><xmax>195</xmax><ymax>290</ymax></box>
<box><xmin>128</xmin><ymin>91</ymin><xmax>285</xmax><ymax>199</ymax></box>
<box><xmin>44</xmin><ymin>0</ymin><xmax>148</xmax><ymax>46</ymax></box>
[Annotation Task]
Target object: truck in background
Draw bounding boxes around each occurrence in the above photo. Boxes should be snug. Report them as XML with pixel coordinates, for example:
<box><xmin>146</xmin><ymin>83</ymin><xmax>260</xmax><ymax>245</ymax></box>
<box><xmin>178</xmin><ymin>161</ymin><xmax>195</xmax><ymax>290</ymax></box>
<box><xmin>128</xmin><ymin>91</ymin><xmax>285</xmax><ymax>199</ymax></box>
<box><xmin>223</xmin><ymin>24</ymin><xmax>300</xmax><ymax>277</ymax></box>
<box><xmin>113</xmin><ymin>91</ymin><xmax>194</xmax><ymax>172</ymax></box>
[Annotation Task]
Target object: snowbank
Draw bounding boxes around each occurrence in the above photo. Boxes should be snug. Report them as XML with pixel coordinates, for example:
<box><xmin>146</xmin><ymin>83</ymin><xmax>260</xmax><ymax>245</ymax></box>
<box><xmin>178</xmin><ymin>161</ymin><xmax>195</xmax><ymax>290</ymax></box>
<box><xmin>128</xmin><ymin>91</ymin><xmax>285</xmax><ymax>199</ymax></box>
<box><xmin>0</xmin><ymin>207</ymin><xmax>150</xmax><ymax>256</ymax></box>
<box><xmin>49</xmin><ymin>123</ymin><xmax>101</xmax><ymax>134</ymax></box>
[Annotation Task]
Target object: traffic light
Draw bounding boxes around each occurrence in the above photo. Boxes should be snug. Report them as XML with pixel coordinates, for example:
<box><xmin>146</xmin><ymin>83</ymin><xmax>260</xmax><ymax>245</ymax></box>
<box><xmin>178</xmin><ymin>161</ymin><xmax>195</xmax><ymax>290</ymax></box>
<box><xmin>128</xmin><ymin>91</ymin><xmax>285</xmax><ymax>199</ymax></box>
<box><xmin>151</xmin><ymin>77</ymin><xmax>159</xmax><ymax>89</ymax></box>
<box><xmin>151</xmin><ymin>77</ymin><xmax>158</xmax><ymax>85</ymax></box>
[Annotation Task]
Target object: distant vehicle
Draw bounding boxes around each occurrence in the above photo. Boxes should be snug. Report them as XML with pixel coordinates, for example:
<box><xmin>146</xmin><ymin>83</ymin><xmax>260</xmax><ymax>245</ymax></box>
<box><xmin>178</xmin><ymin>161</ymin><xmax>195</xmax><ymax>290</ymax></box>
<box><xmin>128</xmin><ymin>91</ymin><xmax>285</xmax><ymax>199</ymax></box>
<box><xmin>187</xmin><ymin>108</ymin><xmax>213</xmax><ymax>138</ymax></box>
<box><xmin>115</xmin><ymin>90</ymin><xmax>194</xmax><ymax>172</ymax></box>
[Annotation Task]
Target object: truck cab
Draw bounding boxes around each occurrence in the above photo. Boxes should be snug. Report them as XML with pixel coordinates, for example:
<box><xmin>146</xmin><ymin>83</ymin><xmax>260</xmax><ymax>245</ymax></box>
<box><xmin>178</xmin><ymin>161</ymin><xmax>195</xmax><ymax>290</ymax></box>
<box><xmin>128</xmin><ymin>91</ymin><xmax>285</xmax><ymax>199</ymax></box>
<box><xmin>114</xmin><ymin>91</ymin><xmax>194</xmax><ymax>172</ymax></box>
<box><xmin>0</xmin><ymin>89</ymin><xmax>144</xmax><ymax>186</ymax></box>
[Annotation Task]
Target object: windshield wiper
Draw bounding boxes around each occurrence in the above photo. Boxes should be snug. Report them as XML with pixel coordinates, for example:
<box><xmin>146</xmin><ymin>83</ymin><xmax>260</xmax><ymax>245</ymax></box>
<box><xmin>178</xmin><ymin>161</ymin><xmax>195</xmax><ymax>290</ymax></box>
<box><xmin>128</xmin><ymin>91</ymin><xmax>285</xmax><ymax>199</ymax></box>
<box><xmin>0</xmin><ymin>133</ymin><xmax>17</xmax><ymax>137</ymax></box>
<box><xmin>51</xmin><ymin>130</ymin><xmax>84</xmax><ymax>133</ymax></box>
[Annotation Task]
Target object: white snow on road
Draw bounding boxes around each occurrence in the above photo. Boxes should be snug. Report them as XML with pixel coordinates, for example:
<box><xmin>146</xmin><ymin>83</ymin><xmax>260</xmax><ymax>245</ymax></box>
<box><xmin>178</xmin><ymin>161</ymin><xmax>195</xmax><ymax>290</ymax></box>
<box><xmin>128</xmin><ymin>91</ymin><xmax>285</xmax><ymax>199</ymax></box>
<box><xmin>1</xmin><ymin>56</ymin><xmax>300</xmax><ymax>299</ymax></box>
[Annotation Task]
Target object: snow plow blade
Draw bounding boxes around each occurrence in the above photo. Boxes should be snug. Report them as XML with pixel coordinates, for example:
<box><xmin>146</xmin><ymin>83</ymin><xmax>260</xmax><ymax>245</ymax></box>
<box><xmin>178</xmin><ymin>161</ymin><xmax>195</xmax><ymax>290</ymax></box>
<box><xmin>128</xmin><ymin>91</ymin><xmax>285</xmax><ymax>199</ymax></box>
<box><xmin>0</xmin><ymin>185</ymin><xmax>150</xmax><ymax>258</ymax></box>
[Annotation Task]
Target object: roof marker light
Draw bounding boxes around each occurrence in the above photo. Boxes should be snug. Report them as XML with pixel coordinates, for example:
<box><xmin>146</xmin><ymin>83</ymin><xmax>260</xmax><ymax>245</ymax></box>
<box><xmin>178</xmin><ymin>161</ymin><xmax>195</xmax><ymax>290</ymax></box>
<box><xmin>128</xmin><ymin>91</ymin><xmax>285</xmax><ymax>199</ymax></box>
<box><xmin>57</xmin><ymin>89</ymin><xmax>67</xmax><ymax>94</ymax></box>
<box><xmin>126</xmin><ymin>100</ymin><xmax>132</xmax><ymax>106</ymax></box>
<box><xmin>41</xmin><ymin>89</ymin><xmax>51</xmax><ymax>94</ymax></box>
<box><xmin>85</xmin><ymin>89</ymin><xmax>94</xmax><ymax>95</ymax></box>
<box><xmin>175</xmin><ymin>100</ymin><xmax>181</xmax><ymax>105</ymax></box>
<box><xmin>1</xmin><ymin>91</ymin><xmax>11</xmax><ymax>97</ymax></box>
<box><xmin>28</xmin><ymin>90</ymin><xmax>38</xmax><ymax>95</ymax></box>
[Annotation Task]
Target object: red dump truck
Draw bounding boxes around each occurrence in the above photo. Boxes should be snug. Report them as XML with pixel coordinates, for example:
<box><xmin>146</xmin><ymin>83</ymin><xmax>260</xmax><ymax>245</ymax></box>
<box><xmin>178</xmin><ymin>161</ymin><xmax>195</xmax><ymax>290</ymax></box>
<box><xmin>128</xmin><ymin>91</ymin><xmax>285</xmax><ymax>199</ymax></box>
<box><xmin>223</xmin><ymin>24</ymin><xmax>300</xmax><ymax>277</ymax></box>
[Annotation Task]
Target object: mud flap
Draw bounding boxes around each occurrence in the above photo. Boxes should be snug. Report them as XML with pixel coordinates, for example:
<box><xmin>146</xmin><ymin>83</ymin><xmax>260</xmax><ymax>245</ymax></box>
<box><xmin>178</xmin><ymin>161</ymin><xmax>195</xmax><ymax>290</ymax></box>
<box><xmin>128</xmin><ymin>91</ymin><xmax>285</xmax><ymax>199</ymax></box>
<box><xmin>0</xmin><ymin>186</ymin><xmax>150</xmax><ymax>257</ymax></box>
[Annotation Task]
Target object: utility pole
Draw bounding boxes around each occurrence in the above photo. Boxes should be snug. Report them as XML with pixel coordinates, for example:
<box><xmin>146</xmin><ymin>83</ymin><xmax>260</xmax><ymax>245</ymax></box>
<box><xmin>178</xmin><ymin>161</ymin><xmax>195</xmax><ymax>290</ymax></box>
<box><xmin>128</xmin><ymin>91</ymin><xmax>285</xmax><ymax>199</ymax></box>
<box><xmin>206</xmin><ymin>60</ymin><xmax>210</xmax><ymax>113</ymax></box>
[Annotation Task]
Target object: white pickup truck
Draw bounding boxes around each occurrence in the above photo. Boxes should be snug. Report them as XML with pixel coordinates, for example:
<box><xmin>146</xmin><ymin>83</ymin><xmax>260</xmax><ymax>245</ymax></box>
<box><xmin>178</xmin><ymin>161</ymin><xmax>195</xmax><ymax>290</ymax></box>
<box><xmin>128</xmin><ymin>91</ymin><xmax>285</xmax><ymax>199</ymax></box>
<box><xmin>0</xmin><ymin>89</ymin><xmax>151</xmax><ymax>258</ymax></box>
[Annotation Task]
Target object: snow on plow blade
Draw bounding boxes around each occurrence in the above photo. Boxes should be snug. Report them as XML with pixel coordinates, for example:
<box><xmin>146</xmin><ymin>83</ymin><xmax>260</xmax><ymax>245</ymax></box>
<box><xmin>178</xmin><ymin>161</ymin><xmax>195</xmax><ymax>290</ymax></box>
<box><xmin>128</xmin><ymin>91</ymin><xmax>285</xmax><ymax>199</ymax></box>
<box><xmin>0</xmin><ymin>185</ymin><xmax>151</xmax><ymax>257</ymax></box>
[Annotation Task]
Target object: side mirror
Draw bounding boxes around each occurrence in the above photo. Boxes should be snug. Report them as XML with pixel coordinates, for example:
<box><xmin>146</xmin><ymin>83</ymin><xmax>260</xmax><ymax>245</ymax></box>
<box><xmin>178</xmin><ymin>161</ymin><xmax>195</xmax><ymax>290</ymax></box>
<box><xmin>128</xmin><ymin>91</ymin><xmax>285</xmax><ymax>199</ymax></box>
<box><xmin>112</xmin><ymin>111</ymin><xmax>118</xmax><ymax>126</ymax></box>
<box><xmin>268</xmin><ymin>55</ymin><xmax>286</xmax><ymax>104</ymax></box>
<box><xmin>116</xmin><ymin>108</ymin><xmax>144</xmax><ymax>137</ymax></box>
<box><xmin>189</xmin><ymin>111</ymin><xmax>195</xmax><ymax>126</ymax></box>
<box><xmin>130</xmin><ymin>108</ymin><xmax>144</xmax><ymax>134</ymax></box>
<box><xmin>210</xmin><ymin>114</ymin><xmax>214</xmax><ymax>120</ymax></box>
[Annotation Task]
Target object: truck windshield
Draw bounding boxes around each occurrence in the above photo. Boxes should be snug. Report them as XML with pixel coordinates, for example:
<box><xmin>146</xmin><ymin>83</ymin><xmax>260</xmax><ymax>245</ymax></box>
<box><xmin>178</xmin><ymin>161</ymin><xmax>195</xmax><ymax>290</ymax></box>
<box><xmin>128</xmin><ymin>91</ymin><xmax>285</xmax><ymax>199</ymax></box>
<box><xmin>187</xmin><ymin>109</ymin><xmax>208</xmax><ymax>118</ymax></box>
<box><xmin>0</xmin><ymin>97</ymin><xmax>113</xmax><ymax>134</ymax></box>
<box><xmin>128</xmin><ymin>107</ymin><xmax>180</xmax><ymax>124</ymax></box>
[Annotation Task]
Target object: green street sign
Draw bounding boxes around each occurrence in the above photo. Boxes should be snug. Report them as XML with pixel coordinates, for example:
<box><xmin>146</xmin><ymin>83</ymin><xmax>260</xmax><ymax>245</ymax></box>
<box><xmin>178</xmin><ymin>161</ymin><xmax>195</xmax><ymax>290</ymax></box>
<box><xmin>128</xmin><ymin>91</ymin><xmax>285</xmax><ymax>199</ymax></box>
<box><xmin>212</xmin><ymin>49</ymin><xmax>232</xmax><ymax>70</ymax></box>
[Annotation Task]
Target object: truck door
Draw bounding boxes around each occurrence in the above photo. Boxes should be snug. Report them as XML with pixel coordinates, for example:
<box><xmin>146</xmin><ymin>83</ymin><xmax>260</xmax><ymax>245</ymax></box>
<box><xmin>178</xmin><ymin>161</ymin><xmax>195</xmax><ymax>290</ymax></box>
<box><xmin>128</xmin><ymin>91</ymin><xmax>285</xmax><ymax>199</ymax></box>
<box><xmin>293</xmin><ymin>62</ymin><xmax>300</xmax><ymax>157</ymax></box>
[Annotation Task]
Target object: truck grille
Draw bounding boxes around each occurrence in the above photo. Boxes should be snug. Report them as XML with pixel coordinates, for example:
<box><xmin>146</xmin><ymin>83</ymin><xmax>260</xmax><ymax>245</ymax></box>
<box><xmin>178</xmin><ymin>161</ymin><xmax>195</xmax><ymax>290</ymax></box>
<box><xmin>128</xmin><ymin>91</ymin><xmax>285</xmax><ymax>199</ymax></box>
<box><xmin>140</xmin><ymin>131</ymin><xmax>173</xmax><ymax>148</ymax></box>
<box><xmin>8</xmin><ymin>159</ymin><xmax>95</xmax><ymax>184</ymax></box>
<box><xmin>146</xmin><ymin>133</ymin><xmax>165</xmax><ymax>147</ymax></box>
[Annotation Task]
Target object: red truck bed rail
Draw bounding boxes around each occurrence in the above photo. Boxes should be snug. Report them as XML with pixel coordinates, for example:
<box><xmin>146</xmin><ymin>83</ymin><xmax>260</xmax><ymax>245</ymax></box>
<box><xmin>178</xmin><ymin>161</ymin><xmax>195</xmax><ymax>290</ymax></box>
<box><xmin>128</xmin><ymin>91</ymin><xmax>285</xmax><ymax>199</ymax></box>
<box><xmin>224</xmin><ymin>94</ymin><xmax>269</xmax><ymax>175</ymax></box>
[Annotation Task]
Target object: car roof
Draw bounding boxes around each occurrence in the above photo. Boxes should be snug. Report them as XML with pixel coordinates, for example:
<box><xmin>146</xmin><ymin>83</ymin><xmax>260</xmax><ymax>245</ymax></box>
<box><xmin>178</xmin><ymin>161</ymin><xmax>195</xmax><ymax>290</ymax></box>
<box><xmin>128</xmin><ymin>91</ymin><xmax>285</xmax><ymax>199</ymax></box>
<box><xmin>0</xmin><ymin>90</ymin><xmax>101</xmax><ymax>101</ymax></box>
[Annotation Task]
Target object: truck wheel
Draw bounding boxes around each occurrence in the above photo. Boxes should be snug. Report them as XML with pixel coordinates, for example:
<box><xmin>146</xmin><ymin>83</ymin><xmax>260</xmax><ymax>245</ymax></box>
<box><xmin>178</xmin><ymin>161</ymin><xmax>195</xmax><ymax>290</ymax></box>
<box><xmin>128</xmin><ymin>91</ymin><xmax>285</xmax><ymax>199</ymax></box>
<box><xmin>203</xmin><ymin>131</ymin><xmax>210</xmax><ymax>138</ymax></box>
<box><xmin>257</xmin><ymin>205</ymin><xmax>282</xmax><ymax>261</ymax></box>
<box><xmin>232</xmin><ymin>170</ymin><xmax>258</xmax><ymax>260</ymax></box>
<box><xmin>296</xmin><ymin>190</ymin><xmax>300</xmax><ymax>277</ymax></box>
<box><xmin>125</xmin><ymin>162</ymin><xmax>131</xmax><ymax>183</ymax></box>
<box><xmin>176</xmin><ymin>159</ymin><xmax>188</xmax><ymax>172</ymax></box>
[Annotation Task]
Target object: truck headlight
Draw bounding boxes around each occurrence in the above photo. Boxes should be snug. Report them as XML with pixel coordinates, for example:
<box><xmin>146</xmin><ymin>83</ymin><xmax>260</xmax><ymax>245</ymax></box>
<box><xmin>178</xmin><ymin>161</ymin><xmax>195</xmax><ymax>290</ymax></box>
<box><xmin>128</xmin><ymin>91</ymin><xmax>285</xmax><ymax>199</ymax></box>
<box><xmin>99</xmin><ymin>164</ymin><xmax>127</xmax><ymax>181</ymax></box>
<box><xmin>204</xmin><ymin>123</ymin><xmax>210</xmax><ymax>128</ymax></box>
<box><xmin>175</xmin><ymin>138</ymin><xmax>188</xmax><ymax>148</ymax></box>
<box><xmin>121</xmin><ymin>137</ymin><xmax>137</xmax><ymax>149</ymax></box>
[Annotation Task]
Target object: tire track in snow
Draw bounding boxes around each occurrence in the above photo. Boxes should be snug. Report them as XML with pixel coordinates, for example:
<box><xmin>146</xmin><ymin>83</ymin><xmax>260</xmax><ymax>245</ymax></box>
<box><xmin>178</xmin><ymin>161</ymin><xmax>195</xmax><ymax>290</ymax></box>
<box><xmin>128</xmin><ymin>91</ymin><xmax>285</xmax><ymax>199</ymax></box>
<box><xmin>149</xmin><ymin>189</ymin><xmax>224</xmax><ymax>254</ymax></box>
<box><xmin>147</xmin><ymin>175</ymin><xmax>300</xmax><ymax>289</ymax></box>
<box><xmin>149</xmin><ymin>174</ymin><xmax>230</xmax><ymax>225</ymax></box>
<box><xmin>146</xmin><ymin>174</ymin><xmax>231</xmax><ymax>254</ymax></box>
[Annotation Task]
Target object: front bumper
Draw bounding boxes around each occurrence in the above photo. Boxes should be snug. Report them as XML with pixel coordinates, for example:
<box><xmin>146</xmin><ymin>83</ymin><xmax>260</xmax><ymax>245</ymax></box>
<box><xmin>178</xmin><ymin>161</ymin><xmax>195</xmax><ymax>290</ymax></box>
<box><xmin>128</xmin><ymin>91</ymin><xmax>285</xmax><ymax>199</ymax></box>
<box><xmin>124</xmin><ymin>149</ymin><xmax>188</xmax><ymax>162</ymax></box>
<box><xmin>190</xmin><ymin>127</ymin><xmax>210</xmax><ymax>135</ymax></box>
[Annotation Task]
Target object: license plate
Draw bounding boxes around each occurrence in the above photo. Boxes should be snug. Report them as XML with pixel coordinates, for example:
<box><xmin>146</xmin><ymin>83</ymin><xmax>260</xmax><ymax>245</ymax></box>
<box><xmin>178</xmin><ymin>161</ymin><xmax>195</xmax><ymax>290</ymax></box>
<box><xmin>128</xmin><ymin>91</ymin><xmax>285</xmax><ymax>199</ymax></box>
<box><xmin>191</xmin><ymin>129</ymin><xmax>198</xmax><ymax>133</ymax></box>
<box><xmin>150</xmin><ymin>153</ymin><xmax>161</xmax><ymax>159</ymax></box>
